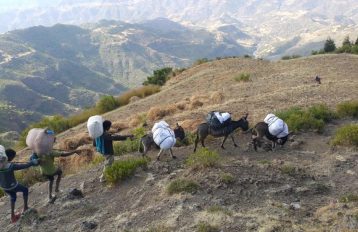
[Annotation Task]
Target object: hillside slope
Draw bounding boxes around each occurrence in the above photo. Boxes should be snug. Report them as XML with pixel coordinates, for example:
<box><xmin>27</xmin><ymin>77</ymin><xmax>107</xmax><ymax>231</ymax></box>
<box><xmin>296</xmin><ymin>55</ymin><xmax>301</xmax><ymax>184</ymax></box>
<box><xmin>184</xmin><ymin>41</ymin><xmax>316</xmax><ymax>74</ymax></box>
<box><xmin>0</xmin><ymin>54</ymin><xmax>357</xmax><ymax>231</ymax></box>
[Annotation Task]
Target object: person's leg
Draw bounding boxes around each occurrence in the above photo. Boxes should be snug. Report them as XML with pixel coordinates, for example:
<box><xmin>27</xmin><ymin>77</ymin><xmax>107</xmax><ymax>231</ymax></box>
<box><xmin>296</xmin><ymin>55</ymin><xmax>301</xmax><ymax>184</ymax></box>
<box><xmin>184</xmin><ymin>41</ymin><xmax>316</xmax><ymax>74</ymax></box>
<box><xmin>54</xmin><ymin>169</ymin><xmax>63</xmax><ymax>193</ymax></box>
<box><xmin>5</xmin><ymin>190</ymin><xmax>17</xmax><ymax>222</ymax></box>
<box><xmin>100</xmin><ymin>155</ymin><xmax>113</xmax><ymax>182</ymax></box>
<box><xmin>44</xmin><ymin>175</ymin><xmax>55</xmax><ymax>200</ymax></box>
<box><xmin>16</xmin><ymin>184</ymin><xmax>29</xmax><ymax>212</ymax></box>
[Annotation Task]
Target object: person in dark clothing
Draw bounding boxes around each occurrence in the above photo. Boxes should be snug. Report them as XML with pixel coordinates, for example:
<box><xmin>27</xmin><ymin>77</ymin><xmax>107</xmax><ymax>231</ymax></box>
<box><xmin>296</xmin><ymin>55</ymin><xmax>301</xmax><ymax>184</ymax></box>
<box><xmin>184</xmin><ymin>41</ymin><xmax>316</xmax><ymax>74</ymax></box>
<box><xmin>0</xmin><ymin>148</ymin><xmax>38</xmax><ymax>223</ymax></box>
<box><xmin>94</xmin><ymin>120</ymin><xmax>133</xmax><ymax>182</ymax></box>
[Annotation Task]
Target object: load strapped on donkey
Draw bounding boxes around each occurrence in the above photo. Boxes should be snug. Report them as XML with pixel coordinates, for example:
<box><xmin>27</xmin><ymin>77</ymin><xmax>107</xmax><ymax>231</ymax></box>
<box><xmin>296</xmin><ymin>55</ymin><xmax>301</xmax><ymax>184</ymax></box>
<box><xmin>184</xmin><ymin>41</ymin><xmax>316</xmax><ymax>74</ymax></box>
<box><xmin>206</xmin><ymin>111</ymin><xmax>232</xmax><ymax>129</ymax></box>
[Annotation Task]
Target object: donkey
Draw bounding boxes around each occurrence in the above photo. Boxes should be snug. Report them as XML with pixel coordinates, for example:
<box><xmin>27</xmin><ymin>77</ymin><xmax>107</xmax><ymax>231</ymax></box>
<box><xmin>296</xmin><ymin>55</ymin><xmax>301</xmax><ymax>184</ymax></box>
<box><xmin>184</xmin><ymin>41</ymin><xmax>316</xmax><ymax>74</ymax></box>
<box><xmin>251</xmin><ymin>122</ymin><xmax>289</xmax><ymax>151</ymax></box>
<box><xmin>139</xmin><ymin>123</ymin><xmax>185</xmax><ymax>160</ymax></box>
<box><xmin>193</xmin><ymin>113</ymin><xmax>249</xmax><ymax>152</ymax></box>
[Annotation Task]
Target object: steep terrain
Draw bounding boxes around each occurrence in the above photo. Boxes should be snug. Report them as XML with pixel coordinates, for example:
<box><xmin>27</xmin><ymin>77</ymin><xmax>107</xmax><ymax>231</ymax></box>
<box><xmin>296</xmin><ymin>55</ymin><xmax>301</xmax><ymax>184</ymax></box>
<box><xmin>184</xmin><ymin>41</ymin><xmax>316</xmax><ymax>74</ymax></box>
<box><xmin>0</xmin><ymin>54</ymin><xmax>357</xmax><ymax>231</ymax></box>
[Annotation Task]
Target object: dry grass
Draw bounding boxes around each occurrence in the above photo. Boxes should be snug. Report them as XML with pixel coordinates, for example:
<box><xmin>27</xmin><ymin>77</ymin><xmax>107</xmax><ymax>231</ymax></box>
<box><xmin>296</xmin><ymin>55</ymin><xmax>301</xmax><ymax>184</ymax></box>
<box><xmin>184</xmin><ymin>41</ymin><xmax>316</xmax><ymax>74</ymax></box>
<box><xmin>210</xmin><ymin>91</ymin><xmax>225</xmax><ymax>104</ymax></box>
<box><xmin>58</xmin><ymin>145</ymin><xmax>95</xmax><ymax>175</ymax></box>
<box><xmin>147</xmin><ymin>105</ymin><xmax>178</xmax><ymax>121</ymax></box>
<box><xmin>117</xmin><ymin>85</ymin><xmax>160</xmax><ymax>106</ymax></box>
<box><xmin>111</xmin><ymin>121</ymin><xmax>129</xmax><ymax>132</ymax></box>
<box><xmin>129</xmin><ymin>113</ymin><xmax>147</xmax><ymax>127</ymax></box>
<box><xmin>58</xmin><ymin>133</ymin><xmax>93</xmax><ymax>150</ymax></box>
<box><xmin>179</xmin><ymin>119</ymin><xmax>202</xmax><ymax>132</ymax></box>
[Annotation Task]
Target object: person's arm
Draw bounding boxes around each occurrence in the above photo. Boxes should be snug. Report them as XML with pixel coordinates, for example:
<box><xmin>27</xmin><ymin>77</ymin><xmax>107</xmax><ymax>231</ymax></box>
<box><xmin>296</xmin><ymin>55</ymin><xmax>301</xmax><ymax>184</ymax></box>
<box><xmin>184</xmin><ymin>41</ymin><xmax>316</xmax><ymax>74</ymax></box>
<box><xmin>12</xmin><ymin>162</ymin><xmax>33</xmax><ymax>170</ymax></box>
<box><xmin>103</xmin><ymin>133</ymin><xmax>133</xmax><ymax>141</ymax></box>
<box><xmin>59</xmin><ymin>150</ymin><xmax>79</xmax><ymax>157</ymax></box>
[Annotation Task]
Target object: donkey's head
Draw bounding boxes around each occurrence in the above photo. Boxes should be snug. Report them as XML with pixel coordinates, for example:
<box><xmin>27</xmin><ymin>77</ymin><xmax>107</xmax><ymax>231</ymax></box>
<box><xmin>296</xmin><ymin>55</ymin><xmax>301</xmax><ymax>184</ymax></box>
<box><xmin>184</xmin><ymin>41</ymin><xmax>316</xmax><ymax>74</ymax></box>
<box><xmin>239</xmin><ymin>113</ymin><xmax>249</xmax><ymax>131</ymax></box>
<box><xmin>174</xmin><ymin>123</ymin><xmax>185</xmax><ymax>141</ymax></box>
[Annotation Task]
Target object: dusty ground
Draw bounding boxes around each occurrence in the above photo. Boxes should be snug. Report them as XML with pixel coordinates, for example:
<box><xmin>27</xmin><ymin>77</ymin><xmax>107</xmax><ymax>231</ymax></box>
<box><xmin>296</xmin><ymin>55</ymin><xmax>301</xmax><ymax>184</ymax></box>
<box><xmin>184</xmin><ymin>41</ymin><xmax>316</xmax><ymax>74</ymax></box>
<box><xmin>1</xmin><ymin>54</ymin><xmax>358</xmax><ymax>231</ymax></box>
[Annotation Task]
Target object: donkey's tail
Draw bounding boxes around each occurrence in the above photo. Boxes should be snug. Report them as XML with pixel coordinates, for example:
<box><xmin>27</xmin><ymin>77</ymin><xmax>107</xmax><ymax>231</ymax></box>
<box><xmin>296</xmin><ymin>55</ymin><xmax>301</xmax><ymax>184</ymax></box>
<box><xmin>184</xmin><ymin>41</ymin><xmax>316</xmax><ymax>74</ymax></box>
<box><xmin>138</xmin><ymin>137</ymin><xmax>144</xmax><ymax>153</ymax></box>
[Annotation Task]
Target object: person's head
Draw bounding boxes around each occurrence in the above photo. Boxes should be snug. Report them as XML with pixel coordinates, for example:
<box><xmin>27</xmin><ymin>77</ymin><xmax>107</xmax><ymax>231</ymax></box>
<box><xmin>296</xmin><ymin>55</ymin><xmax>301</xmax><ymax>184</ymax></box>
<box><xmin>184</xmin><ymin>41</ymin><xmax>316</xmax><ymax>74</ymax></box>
<box><xmin>5</xmin><ymin>149</ymin><xmax>16</xmax><ymax>162</ymax></box>
<box><xmin>103</xmin><ymin>120</ymin><xmax>112</xmax><ymax>131</ymax></box>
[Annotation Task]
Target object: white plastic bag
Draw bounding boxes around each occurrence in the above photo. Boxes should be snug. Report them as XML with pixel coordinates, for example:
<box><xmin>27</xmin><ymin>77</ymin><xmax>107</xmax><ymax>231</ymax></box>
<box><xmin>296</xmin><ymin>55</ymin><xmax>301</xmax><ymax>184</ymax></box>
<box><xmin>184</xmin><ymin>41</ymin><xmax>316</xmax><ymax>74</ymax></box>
<box><xmin>87</xmin><ymin>115</ymin><xmax>104</xmax><ymax>139</ymax></box>
<box><xmin>214</xmin><ymin>112</ymin><xmax>231</xmax><ymax>124</ymax></box>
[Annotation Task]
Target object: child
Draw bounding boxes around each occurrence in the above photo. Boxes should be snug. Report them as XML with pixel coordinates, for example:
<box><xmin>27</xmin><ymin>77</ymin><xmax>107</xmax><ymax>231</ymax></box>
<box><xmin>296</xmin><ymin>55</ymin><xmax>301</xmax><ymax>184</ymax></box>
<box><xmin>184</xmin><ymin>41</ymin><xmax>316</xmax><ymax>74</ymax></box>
<box><xmin>37</xmin><ymin>149</ymin><xmax>81</xmax><ymax>203</ymax></box>
<box><xmin>94</xmin><ymin>120</ymin><xmax>133</xmax><ymax>182</ymax></box>
<box><xmin>0</xmin><ymin>146</ymin><xmax>38</xmax><ymax>223</ymax></box>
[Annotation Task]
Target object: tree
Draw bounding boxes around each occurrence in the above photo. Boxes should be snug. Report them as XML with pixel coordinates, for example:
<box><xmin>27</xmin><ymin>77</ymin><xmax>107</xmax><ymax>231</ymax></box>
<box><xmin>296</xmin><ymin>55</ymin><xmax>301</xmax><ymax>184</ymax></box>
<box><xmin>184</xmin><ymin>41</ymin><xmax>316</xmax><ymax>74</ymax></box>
<box><xmin>355</xmin><ymin>37</ymin><xmax>358</xmax><ymax>46</ymax></box>
<box><xmin>324</xmin><ymin>37</ymin><xmax>336</xmax><ymax>52</ymax></box>
<box><xmin>143</xmin><ymin>67</ymin><xmax>173</xmax><ymax>86</ymax></box>
<box><xmin>342</xmin><ymin>36</ymin><xmax>351</xmax><ymax>47</ymax></box>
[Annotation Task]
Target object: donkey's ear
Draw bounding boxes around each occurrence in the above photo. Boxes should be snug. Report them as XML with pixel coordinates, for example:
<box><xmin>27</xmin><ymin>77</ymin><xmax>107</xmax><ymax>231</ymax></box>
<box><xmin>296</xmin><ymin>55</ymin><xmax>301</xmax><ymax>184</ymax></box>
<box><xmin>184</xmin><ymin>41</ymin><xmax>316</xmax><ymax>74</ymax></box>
<box><xmin>243</xmin><ymin>112</ymin><xmax>249</xmax><ymax>120</ymax></box>
<box><xmin>176</xmin><ymin>122</ymin><xmax>180</xmax><ymax>127</ymax></box>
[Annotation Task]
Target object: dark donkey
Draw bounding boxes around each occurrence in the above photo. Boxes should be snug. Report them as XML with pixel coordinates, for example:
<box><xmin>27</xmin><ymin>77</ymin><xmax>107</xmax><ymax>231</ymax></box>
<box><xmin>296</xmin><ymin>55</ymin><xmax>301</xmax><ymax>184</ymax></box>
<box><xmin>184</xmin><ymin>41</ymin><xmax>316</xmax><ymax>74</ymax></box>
<box><xmin>194</xmin><ymin>113</ymin><xmax>249</xmax><ymax>152</ymax></box>
<box><xmin>139</xmin><ymin>123</ymin><xmax>185</xmax><ymax>160</ymax></box>
<box><xmin>251</xmin><ymin>122</ymin><xmax>289</xmax><ymax>151</ymax></box>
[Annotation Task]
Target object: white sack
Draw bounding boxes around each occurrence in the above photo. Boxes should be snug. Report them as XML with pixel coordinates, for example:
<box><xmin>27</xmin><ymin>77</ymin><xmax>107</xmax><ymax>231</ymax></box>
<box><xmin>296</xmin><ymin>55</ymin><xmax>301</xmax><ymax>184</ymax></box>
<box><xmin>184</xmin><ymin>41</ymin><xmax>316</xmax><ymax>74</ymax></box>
<box><xmin>152</xmin><ymin>121</ymin><xmax>176</xmax><ymax>150</ymax></box>
<box><xmin>87</xmin><ymin>115</ymin><xmax>104</xmax><ymax>139</ymax></box>
<box><xmin>26</xmin><ymin>128</ymin><xmax>55</xmax><ymax>155</ymax></box>
<box><xmin>0</xmin><ymin>145</ymin><xmax>5</xmax><ymax>156</ymax></box>
<box><xmin>214</xmin><ymin>112</ymin><xmax>231</xmax><ymax>124</ymax></box>
<box><xmin>264</xmin><ymin>114</ymin><xmax>289</xmax><ymax>138</ymax></box>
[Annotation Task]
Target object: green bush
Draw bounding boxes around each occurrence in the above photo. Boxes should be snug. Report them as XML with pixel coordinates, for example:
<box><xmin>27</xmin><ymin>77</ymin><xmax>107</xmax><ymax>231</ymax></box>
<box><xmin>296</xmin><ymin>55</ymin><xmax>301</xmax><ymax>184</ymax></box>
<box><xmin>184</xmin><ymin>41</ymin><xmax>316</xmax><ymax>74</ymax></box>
<box><xmin>113</xmin><ymin>127</ymin><xmax>146</xmax><ymax>156</ymax></box>
<box><xmin>276</xmin><ymin>104</ymin><xmax>335</xmax><ymax>133</ymax></box>
<box><xmin>339</xmin><ymin>194</ymin><xmax>358</xmax><ymax>203</ymax></box>
<box><xmin>280</xmin><ymin>165</ymin><xmax>296</xmax><ymax>176</ymax></box>
<box><xmin>96</xmin><ymin>95</ymin><xmax>119</xmax><ymax>113</ymax></box>
<box><xmin>331</xmin><ymin>124</ymin><xmax>358</xmax><ymax>147</ymax></box>
<box><xmin>143</xmin><ymin>68</ymin><xmax>173</xmax><ymax>86</ymax></box>
<box><xmin>0</xmin><ymin>188</ymin><xmax>4</xmax><ymax>198</ymax></box>
<box><xmin>234</xmin><ymin>73</ymin><xmax>251</xmax><ymax>82</ymax></box>
<box><xmin>186</xmin><ymin>148</ymin><xmax>220</xmax><ymax>170</ymax></box>
<box><xmin>193</xmin><ymin>58</ymin><xmax>209</xmax><ymax>66</ymax></box>
<box><xmin>281</xmin><ymin>55</ymin><xmax>301</xmax><ymax>60</ymax></box>
<box><xmin>337</xmin><ymin>101</ymin><xmax>358</xmax><ymax>118</ymax></box>
<box><xmin>196</xmin><ymin>222</ymin><xmax>219</xmax><ymax>232</ymax></box>
<box><xmin>175</xmin><ymin>131</ymin><xmax>196</xmax><ymax>147</ymax></box>
<box><xmin>15</xmin><ymin>167</ymin><xmax>45</xmax><ymax>186</ymax></box>
<box><xmin>207</xmin><ymin>205</ymin><xmax>233</xmax><ymax>216</ymax></box>
<box><xmin>166</xmin><ymin>179</ymin><xmax>199</xmax><ymax>195</ymax></box>
<box><xmin>220</xmin><ymin>173</ymin><xmax>234</xmax><ymax>184</ymax></box>
<box><xmin>104</xmin><ymin>157</ymin><xmax>149</xmax><ymax>184</ymax></box>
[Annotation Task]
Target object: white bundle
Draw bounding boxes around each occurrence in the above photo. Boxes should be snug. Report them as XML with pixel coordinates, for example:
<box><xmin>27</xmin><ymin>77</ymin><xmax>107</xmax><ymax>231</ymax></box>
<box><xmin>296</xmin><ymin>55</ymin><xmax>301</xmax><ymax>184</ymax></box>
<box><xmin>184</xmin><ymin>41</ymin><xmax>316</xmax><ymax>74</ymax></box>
<box><xmin>264</xmin><ymin>114</ymin><xmax>289</xmax><ymax>138</ymax></box>
<box><xmin>214</xmin><ymin>112</ymin><xmax>231</xmax><ymax>124</ymax></box>
<box><xmin>152</xmin><ymin>121</ymin><xmax>176</xmax><ymax>150</ymax></box>
<box><xmin>87</xmin><ymin>115</ymin><xmax>104</xmax><ymax>139</ymax></box>
<box><xmin>26</xmin><ymin>128</ymin><xmax>55</xmax><ymax>155</ymax></box>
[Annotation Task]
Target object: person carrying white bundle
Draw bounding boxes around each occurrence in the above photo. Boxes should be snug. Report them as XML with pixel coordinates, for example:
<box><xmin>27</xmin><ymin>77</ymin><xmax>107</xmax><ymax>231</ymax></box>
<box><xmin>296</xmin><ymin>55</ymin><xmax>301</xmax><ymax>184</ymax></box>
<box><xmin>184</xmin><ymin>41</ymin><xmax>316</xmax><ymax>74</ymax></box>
<box><xmin>152</xmin><ymin>121</ymin><xmax>177</xmax><ymax>160</ymax></box>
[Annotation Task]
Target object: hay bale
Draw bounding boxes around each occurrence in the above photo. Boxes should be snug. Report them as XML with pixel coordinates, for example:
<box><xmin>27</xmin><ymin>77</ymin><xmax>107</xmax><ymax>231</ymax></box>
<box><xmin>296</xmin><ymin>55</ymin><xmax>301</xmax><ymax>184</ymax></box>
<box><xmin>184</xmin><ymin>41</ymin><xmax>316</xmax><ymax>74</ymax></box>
<box><xmin>58</xmin><ymin>133</ymin><xmax>92</xmax><ymax>150</ymax></box>
<box><xmin>179</xmin><ymin>119</ymin><xmax>202</xmax><ymax>132</ymax></box>
<box><xmin>175</xmin><ymin>100</ymin><xmax>189</xmax><ymax>110</ymax></box>
<box><xmin>111</xmin><ymin>121</ymin><xmax>129</xmax><ymax>132</ymax></box>
<box><xmin>188</xmin><ymin>99</ymin><xmax>204</xmax><ymax>110</ymax></box>
<box><xmin>210</xmin><ymin>91</ymin><xmax>225</xmax><ymax>104</ymax></box>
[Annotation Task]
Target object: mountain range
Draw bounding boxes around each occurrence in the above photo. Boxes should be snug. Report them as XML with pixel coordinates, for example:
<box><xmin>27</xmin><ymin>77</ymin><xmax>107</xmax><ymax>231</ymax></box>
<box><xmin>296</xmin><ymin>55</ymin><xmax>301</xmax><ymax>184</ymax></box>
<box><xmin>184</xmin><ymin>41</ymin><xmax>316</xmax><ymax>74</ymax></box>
<box><xmin>0</xmin><ymin>18</ymin><xmax>251</xmax><ymax>132</ymax></box>
<box><xmin>1</xmin><ymin>0</ymin><xmax>357</xmax><ymax>58</ymax></box>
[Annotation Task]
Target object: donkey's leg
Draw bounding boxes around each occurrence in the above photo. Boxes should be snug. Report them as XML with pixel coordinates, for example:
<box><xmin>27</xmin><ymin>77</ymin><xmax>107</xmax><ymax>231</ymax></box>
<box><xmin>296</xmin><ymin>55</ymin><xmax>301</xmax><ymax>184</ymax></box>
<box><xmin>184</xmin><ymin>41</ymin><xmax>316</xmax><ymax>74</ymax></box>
<box><xmin>169</xmin><ymin>148</ymin><xmax>176</xmax><ymax>159</ymax></box>
<box><xmin>231</xmin><ymin>134</ymin><xmax>238</xmax><ymax>147</ymax></box>
<box><xmin>221</xmin><ymin>135</ymin><xmax>228</xmax><ymax>149</ymax></box>
<box><xmin>156</xmin><ymin>149</ymin><xmax>164</xmax><ymax>161</ymax></box>
<box><xmin>194</xmin><ymin>134</ymin><xmax>199</xmax><ymax>152</ymax></box>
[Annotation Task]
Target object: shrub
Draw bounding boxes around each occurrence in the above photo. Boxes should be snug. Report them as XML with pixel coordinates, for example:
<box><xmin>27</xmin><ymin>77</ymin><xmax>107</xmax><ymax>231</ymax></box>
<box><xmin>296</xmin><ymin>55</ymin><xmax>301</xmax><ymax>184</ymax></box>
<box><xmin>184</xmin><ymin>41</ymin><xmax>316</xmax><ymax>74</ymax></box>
<box><xmin>113</xmin><ymin>127</ymin><xmax>146</xmax><ymax>156</ymax></box>
<box><xmin>0</xmin><ymin>188</ymin><xmax>4</xmax><ymax>198</ymax></box>
<box><xmin>176</xmin><ymin>131</ymin><xmax>196</xmax><ymax>147</ymax></box>
<box><xmin>207</xmin><ymin>205</ymin><xmax>233</xmax><ymax>216</ymax></box>
<box><xmin>196</xmin><ymin>222</ymin><xmax>219</xmax><ymax>232</ymax></box>
<box><xmin>276</xmin><ymin>104</ymin><xmax>335</xmax><ymax>133</ymax></box>
<box><xmin>280</xmin><ymin>165</ymin><xmax>296</xmax><ymax>176</ymax></box>
<box><xmin>91</xmin><ymin>154</ymin><xmax>105</xmax><ymax>166</ymax></box>
<box><xmin>186</xmin><ymin>148</ymin><xmax>220</xmax><ymax>170</ymax></box>
<box><xmin>331</xmin><ymin>124</ymin><xmax>358</xmax><ymax>147</ymax></box>
<box><xmin>339</xmin><ymin>194</ymin><xmax>358</xmax><ymax>203</ymax></box>
<box><xmin>337</xmin><ymin>101</ymin><xmax>358</xmax><ymax>118</ymax></box>
<box><xmin>281</xmin><ymin>55</ymin><xmax>301</xmax><ymax>60</ymax></box>
<box><xmin>143</xmin><ymin>68</ymin><xmax>173</xmax><ymax>86</ymax></box>
<box><xmin>324</xmin><ymin>37</ymin><xmax>336</xmax><ymax>52</ymax></box>
<box><xmin>104</xmin><ymin>157</ymin><xmax>149</xmax><ymax>184</ymax></box>
<box><xmin>117</xmin><ymin>85</ymin><xmax>160</xmax><ymax>106</ymax></box>
<box><xmin>220</xmin><ymin>173</ymin><xmax>234</xmax><ymax>184</ymax></box>
<box><xmin>194</xmin><ymin>58</ymin><xmax>209</xmax><ymax>66</ymax></box>
<box><xmin>166</xmin><ymin>179</ymin><xmax>199</xmax><ymax>195</ymax></box>
<box><xmin>15</xmin><ymin>167</ymin><xmax>45</xmax><ymax>186</ymax></box>
<box><xmin>97</xmin><ymin>95</ymin><xmax>119</xmax><ymax>113</ymax></box>
<box><xmin>234</xmin><ymin>73</ymin><xmax>251</xmax><ymax>82</ymax></box>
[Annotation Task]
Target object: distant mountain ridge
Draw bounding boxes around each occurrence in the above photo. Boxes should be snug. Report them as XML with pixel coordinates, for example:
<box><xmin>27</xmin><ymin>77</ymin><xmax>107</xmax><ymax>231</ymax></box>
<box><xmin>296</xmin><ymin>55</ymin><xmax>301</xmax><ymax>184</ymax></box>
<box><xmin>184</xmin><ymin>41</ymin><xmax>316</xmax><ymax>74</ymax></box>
<box><xmin>0</xmin><ymin>19</ymin><xmax>251</xmax><ymax>132</ymax></box>
<box><xmin>0</xmin><ymin>0</ymin><xmax>357</xmax><ymax>58</ymax></box>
